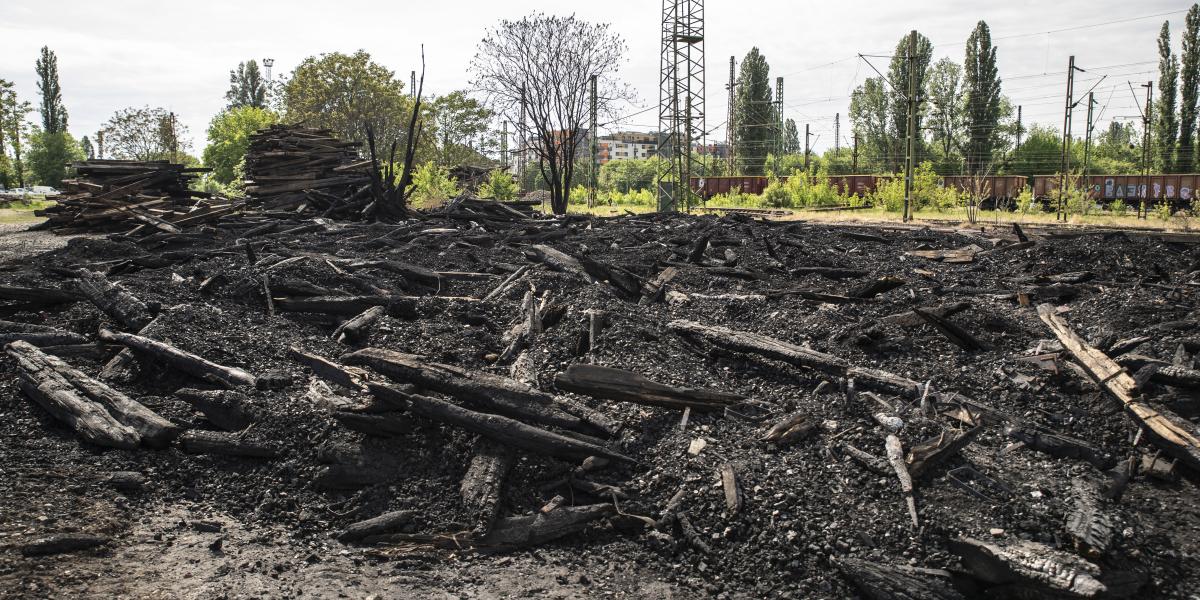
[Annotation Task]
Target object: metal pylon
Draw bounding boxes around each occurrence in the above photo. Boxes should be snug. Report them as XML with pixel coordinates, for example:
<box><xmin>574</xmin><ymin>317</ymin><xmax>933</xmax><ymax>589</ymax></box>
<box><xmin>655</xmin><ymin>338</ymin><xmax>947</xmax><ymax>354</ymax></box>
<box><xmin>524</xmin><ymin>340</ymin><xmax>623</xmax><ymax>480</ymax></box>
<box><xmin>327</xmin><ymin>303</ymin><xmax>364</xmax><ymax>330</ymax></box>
<box><xmin>656</xmin><ymin>0</ymin><xmax>705</xmax><ymax>213</ymax></box>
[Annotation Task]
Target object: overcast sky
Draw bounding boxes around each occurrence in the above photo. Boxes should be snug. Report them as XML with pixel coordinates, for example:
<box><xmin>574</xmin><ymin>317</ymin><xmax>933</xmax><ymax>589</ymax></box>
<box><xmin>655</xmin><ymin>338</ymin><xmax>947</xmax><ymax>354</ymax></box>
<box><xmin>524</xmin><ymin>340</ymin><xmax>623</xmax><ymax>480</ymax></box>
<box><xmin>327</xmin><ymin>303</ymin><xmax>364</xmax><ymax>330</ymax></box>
<box><xmin>0</xmin><ymin>0</ymin><xmax>1189</xmax><ymax>155</ymax></box>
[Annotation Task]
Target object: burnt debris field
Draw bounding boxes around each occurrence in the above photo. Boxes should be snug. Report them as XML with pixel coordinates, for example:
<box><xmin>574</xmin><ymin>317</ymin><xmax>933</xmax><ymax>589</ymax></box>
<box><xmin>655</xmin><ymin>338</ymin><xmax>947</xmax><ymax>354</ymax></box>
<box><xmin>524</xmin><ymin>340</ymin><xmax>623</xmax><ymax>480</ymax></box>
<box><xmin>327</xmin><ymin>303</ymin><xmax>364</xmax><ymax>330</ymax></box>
<box><xmin>2</xmin><ymin>205</ymin><xmax>1200</xmax><ymax>599</ymax></box>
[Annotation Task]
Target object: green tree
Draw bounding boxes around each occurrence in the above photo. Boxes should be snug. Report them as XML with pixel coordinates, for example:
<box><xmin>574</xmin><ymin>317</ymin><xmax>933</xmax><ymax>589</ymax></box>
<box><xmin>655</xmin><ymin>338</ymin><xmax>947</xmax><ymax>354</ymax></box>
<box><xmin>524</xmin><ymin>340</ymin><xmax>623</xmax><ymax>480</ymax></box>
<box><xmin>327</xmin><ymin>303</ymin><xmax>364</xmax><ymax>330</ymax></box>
<box><xmin>26</xmin><ymin>129</ymin><xmax>84</xmax><ymax>187</ymax></box>
<box><xmin>782</xmin><ymin>119</ymin><xmax>800</xmax><ymax>155</ymax></box>
<box><xmin>430</xmin><ymin>91</ymin><xmax>493</xmax><ymax>167</ymax></box>
<box><xmin>1009</xmin><ymin>125</ymin><xmax>1072</xmax><ymax>175</ymax></box>
<box><xmin>80</xmin><ymin>135</ymin><xmax>94</xmax><ymax>159</ymax></box>
<box><xmin>963</xmin><ymin>21</ymin><xmax>1002</xmax><ymax>174</ymax></box>
<box><xmin>226</xmin><ymin>60</ymin><xmax>268</xmax><ymax>109</ymax></box>
<box><xmin>926</xmin><ymin>58</ymin><xmax>963</xmax><ymax>160</ymax></box>
<box><xmin>849</xmin><ymin>77</ymin><xmax>890</xmax><ymax>173</ymax></box>
<box><xmin>35</xmin><ymin>46</ymin><xmax>67</xmax><ymax>134</ymax></box>
<box><xmin>888</xmin><ymin>31</ymin><xmax>933</xmax><ymax>168</ymax></box>
<box><xmin>600</xmin><ymin>157</ymin><xmax>660</xmax><ymax>192</ymax></box>
<box><xmin>479</xmin><ymin>169</ymin><xmax>516</xmax><ymax>200</ymax></box>
<box><xmin>281</xmin><ymin>51</ymin><xmax>419</xmax><ymax>162</ymax></box>
<box><xmin>100</xmin><ymin>106</ymin><xmax>191</xmax><ymax>161</ymax></box>
<box><xmin>1091</xmin><ymin>121</ymin><xmax>1141</xmax><ymax>174</ymax></box>
<box><xmin>0</xmin><ymin>81</ymin><xmax>33</xmax><ymax>188</ymax></box>
<box><xmin>1157</xmin><ymin>21</ymin><xmax>1181</xmax><ymax>172</ymax></box>
<box><xmin>203</xmin><ymin>106</ymin><xmax>278</xmax><ymax>184</ymax></box>
<box><xmin>734</xmin><ymin>47</ymin><xmax>774</xmax><ymax>175</ymax></box>
<box><xmin>1181</xmin><ymin>4</ymin><xmax>1200</xmax><ymax>171</ymax></box>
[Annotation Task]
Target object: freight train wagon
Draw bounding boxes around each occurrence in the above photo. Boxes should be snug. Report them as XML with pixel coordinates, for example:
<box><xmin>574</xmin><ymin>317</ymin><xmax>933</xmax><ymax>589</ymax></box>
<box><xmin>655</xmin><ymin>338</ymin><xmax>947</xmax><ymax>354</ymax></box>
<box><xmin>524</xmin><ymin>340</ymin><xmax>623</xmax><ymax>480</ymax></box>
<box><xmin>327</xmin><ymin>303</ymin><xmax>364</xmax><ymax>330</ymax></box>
<box><xmin>941</xmin><ymin>175</ymin><xmax>1028</xmax><ymax>205</ymax></box>
<box><xmin>691</xmin><ymin>175</ymin><xmax>886</xmax><ymax>200</ymax></box>
<box><xmin>1031</xmin><ymin>174</ymin><xmax>1200</xmax><ymax>210</ymax></box>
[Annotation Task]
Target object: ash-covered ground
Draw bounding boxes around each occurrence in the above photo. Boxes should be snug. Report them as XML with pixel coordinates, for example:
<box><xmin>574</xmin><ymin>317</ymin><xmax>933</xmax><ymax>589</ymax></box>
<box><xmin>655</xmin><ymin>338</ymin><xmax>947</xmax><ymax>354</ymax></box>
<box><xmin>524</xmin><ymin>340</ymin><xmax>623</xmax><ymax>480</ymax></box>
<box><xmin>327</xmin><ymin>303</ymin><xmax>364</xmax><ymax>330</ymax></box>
<box><xmin>0</xmin><ymin>212</ymin><xmax>1198</xmax><ymax>599</ymax></box>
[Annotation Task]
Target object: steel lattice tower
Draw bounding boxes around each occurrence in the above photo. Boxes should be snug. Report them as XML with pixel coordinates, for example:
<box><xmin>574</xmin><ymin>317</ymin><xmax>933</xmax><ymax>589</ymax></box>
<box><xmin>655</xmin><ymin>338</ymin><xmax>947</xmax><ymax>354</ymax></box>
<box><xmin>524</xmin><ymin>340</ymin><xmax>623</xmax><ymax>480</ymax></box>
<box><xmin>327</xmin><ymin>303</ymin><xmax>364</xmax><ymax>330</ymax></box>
<box><xmin>656</xmin><ymin>0</ymin><xmax>705</xmax><ymax>212</ymax></box>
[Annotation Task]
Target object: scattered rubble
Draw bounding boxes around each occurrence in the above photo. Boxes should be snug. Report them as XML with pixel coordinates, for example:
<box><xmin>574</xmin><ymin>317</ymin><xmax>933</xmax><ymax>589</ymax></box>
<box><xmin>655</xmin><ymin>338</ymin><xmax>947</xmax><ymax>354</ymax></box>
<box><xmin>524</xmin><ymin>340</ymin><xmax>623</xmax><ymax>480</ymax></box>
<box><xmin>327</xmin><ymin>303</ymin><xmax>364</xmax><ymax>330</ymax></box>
<box><xmin>1</xmin><ymin>209</ymin><xmax>1199</xmax><ymax>597</ymax></box>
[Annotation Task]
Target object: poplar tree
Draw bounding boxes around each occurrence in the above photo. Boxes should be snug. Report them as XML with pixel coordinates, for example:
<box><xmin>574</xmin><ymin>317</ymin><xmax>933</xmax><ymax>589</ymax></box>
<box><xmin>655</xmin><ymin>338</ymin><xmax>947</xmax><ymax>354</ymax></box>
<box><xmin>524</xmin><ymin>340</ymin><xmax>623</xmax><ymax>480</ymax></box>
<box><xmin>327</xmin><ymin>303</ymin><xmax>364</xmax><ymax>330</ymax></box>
<box><xmin>963</xmin><ymin>21</ymin><xmax>1002</xmax><ymax>175</ymax></box>
<box><xmin>226</xmin><ymin>60</ymin><xmax>268</xmax><ymax>109</ymax></box>
<box><xmin>35</xmin><ymin>46</ymin><xmax>67</xmax><ymax>133</ymax></box>
<box><xmin>733</xmin><ymin>47</ymin><xmax>773</xmax><ymax>175</ymax></box>
<box><xmin>1157</xmin><ymin>21</ymin><xmax>1180</xmax><ymax>172</ymax></box>
<box><xmin>1179</xmin><ymin>4</ymin><xmax>1200</xmax><ymax>171</ymax></box>
<box><xmin>887</xmin><ymin>31</ymin><xmax>933</xmax><ymax>168</ymax></box>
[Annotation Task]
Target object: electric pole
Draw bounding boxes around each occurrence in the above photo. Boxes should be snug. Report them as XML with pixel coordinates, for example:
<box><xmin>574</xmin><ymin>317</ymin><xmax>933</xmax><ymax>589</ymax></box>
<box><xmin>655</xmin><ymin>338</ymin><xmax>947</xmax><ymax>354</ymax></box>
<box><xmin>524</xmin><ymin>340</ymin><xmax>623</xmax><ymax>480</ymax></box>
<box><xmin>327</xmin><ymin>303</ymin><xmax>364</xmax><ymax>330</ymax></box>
<box><xmin>726</xmin><ymin>55</ymin><xmax>736</xmax><ymax>172</ymax></box>
<box><xmin>1082</xmin><ymin>93</ymin><xmax>1095</xmax><ymax>177</ymax></box>
<box><xmin>589</xmin><ymin>74</ymin><xmax>598</xmax><ymax>208</ymax></box>
<box><xmin>1058</xmin><ymin>56</ymin><xmax>1083</xmax><ymax>222</ymax></box>
<box><xmin>803</xmin><ymin>123</ymin><xmax>811</xmax><ymax>173</ymax></box>
<box><xmin>1015</xmin><ymin>105</ymin><xmax>1023</xmax><ymax>151</ymax></box>
<box><xmin>834</xmin><ymin>113</ymin><xmax>840</xmax><ymax>153</ymax></box>
<box><xmin>776</xmin><ymin>77</ymin><xmax>784</xmax><ymax>160</ymax></box>
<box><xmin>501</xmin><ymin>121</ymin><xmax>509</xmax><ymax>170</ymax></box>
<box><xmin>1141</xmin><ymin>81</ymin><xmax>1154</xmax><ymax>218</ymax></box>
<box><xmin>902</xmin><ymin>29</ymin><xmax>918</xmax><ymax>223</ymax></box>
<box><xmin>852</xmin><ymin>133</ymin><xmax>859</xmax><ymax>172</ymax></box>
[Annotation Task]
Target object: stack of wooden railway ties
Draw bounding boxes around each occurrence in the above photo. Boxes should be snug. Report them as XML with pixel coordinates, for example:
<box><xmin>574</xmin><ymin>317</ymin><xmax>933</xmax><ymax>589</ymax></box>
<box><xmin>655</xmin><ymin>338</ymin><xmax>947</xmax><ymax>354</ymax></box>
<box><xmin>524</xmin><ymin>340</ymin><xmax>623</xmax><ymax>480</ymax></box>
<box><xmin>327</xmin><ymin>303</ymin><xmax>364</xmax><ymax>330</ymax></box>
<box><xmin>34</xmin><ymin>160</ymin><xmax>239</xmax><ymax>235</ymax></box>
<box><xmin>242</xmin><ymin>124</ymin><xmax>375</xmax><ymax>218</ymax></box>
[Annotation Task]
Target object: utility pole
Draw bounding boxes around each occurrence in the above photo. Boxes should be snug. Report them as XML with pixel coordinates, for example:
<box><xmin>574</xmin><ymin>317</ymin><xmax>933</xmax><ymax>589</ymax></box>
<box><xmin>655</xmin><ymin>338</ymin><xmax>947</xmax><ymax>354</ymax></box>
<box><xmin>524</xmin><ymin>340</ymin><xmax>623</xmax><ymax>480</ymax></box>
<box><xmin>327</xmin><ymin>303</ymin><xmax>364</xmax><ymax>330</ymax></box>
<box><xmin>1141</xmin><ymin>81</ymin><xmax>1154</xmax><ymax>218</ymax></box>
<box><xmin>834</xmin><ymin>113</ymin><xmax>840</xmax><ymax>152</ymax></box>
<box><xmin>726</xmin><ymin>55</ymin><xmax>736</xmax><ymax>172</ymax></box>
<box><xmin>519</xmin><ymin>84</ymin><xmax>527</xmax><ymax>194</ymax></box>
<box><xmin>902</xmin><ymin>30</ymin><xmax>918</xmax><ymax>223</ymax></box>
<box><xmin>852</xmin><ymin>133</ymin><xmax>859</xmax><ymax>172</ymax></box>
<box><xmin>501</xmin><ymin>121</ymin><xmax>509</xmax><ymax>170</ymax></box>
<box><xmin>775</xmin><ymin>77</ymin><xmax>784</xmax><ymax>160</ymax></box>
<box><xmin>1058</xmin><ymin>56</ymin><xmax>1083</xmax><ymax>222</ymax></box>
<box><xmin>1015</xmin><ymin>105</ymin><xmax>1023</xmax><ymax>151</ymax></box>
<box><xmin>589</xmin><ymin>74</ymin><xmax>598</xmax><ymax>208</ymax></box>
<box><xmin>1082</xmin><ymin>93</ymin><xmax>1095</xmax><ymax>177</ymax></box>
<box><xmin>169</xmin><ymin>112</ymin><xmax>178</xmax><ymax>163</ymax></box>
<box><xmin>803</xmin><ymin>123</ymin><xmax>811</xmax><ymax>173</ymax></box>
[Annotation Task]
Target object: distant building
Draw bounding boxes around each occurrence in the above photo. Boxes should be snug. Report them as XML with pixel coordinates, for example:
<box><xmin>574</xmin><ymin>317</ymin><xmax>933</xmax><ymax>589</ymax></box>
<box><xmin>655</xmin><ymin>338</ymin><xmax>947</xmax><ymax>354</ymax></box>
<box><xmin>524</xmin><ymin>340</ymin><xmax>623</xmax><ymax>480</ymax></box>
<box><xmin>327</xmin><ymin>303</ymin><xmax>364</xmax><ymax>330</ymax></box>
<box><xmin>694</xmin><ymin>142</ymin><xmax>728</xmax><ymax>160</ymax></box>
<box><xmin>597</xmin><ymin>131</ymin><xmax>661</xmax><ymax>165</ymax></box>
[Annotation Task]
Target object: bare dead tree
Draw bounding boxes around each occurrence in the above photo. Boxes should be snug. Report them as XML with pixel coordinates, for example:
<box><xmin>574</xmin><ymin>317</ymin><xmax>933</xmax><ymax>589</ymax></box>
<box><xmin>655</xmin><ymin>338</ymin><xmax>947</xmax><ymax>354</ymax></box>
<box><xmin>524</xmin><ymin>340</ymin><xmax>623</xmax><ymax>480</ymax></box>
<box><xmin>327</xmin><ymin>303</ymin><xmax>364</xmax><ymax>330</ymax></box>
<box><xmin>365</xmin><ymin>47</ymin><xmax>426</xmax><ymax>221</ymax></box>
<box><xmin>470</xmin><ymin>14</ymin><xmax>634</xmax><ymax>215</ymax></box>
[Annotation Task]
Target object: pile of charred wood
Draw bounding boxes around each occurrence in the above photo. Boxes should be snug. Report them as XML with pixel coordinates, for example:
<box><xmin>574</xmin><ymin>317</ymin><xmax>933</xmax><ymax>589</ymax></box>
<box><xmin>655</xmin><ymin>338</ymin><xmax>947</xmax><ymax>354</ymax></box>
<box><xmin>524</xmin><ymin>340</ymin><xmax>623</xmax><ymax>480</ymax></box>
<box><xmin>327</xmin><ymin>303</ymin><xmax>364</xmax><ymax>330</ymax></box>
<box><xmin>34</xmin><ymin>160</ymin><xmax>237</xmax><ymax>234</ymax></box>
<box><xmin>242</xmin><ymin>124</ymin><xmax>375</xmax><ymax>219</ymax></box>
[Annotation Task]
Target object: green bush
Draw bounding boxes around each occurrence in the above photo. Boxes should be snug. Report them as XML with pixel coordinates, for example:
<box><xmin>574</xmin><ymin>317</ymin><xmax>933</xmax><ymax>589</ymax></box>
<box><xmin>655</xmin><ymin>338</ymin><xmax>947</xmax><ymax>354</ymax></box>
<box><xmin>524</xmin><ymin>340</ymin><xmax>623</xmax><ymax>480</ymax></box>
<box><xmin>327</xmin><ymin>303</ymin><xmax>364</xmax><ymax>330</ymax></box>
<box><xmin>1154</xmin><ymin>200</ymin><xmax>1172</xmax><ymax>221</ymax></box>
<box><xmin>479</xmin><ymin>170</ymin><xmax>516</xmax><ymax>201</ymax></box>
<box><xmin>406</xmin><ymin>162</ymin><xmax>460</xmax><ymax>208</ymax></box>
<box><xmin>1015</xmin><ymin>186</ymin><xmax>1035</xmax><ymax>214</ymax></box>
<box><xmin>1108</xmin><ymin>198</ymin><xmax>1126</xmax><ymax>215</ymax></box>
<box><xmin>763</xmin><ymin>178</ymin><xmax>792</xmax><ymax>208</ymax></box>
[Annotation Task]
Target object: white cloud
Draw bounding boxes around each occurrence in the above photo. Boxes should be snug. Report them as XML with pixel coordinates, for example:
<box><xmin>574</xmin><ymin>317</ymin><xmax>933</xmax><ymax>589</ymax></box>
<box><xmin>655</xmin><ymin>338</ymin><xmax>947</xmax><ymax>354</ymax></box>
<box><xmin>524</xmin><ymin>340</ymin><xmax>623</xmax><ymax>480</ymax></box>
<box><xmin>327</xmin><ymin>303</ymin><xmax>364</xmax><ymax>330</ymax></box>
<box><xmin>0</xmin><ymin>0</ymin><xmax>1187</xmax><ymax>155</ymax></box>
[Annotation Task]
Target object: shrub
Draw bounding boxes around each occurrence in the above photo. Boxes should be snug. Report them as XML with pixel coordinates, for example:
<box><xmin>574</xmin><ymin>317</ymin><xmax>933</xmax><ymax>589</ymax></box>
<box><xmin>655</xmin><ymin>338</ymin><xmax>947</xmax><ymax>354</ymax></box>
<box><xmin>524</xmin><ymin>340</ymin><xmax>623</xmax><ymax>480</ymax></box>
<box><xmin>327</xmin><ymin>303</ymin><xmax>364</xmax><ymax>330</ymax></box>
<box><xmin>1108</xmin><ymin>198</ymin><xmax>1126</xmax><ymax>215</ymax></box>
<box><xmin>478</xmin><ymin>170</ymin><xmax>516</xmax><ymax>201</ymax></box>
<box><xmin>406</xmin><ymin>162</ymin><xmax>459</xmax><ymax>208</ymax></box>
<box><xmin>763</xmin><ymin>178</ymin><xmax>792</xmax><ymax>208</ymax></box>
<box><xmin>1015</xmin><ymin>186</ymin><xmax>1035</xmax><ymax>214</ymax></box>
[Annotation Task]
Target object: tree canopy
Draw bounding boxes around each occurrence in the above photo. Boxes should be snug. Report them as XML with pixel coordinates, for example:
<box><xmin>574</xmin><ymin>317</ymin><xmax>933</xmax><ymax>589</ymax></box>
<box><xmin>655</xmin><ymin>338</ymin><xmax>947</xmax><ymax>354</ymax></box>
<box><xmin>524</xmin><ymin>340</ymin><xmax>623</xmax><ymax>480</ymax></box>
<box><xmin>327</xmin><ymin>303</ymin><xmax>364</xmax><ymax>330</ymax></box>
<box><xmin>203</xmin><ymin>106</ymin><xmax>278</xmax><ymax>184</ymax></box>
<box><xmin>281</xmin><ymin>50</ymin><xmax>418</xmax><ymax>160</ymax></box>
<box><xmin>430</xmin><ymin>91</ymin><xmax>493</xmax><ymax>167</ymax></box>
<box><xmin>26</xmin><ymin>129</ymin><xmax>84</xmax><ymax>187</ymax></box>
<box><xmin>35</xmin><ymin>46</ymin><xmax>67</xmax><ymax>134</ymax></box>
<box><xmin>226</xmin><ymin>60</ymin><xmax>268</xmax><ymax>110</ymax></box>
<box><xmin>733</xmin><ymin>48</ymin><xmax>774</xmax><ymax>176</ymax></box>
<box><xmin>100</xmin><ymin>106</ymin><xmax>191</xmax><ymax>162</ymax></box>
<box><xmin>962</xmin><ymin>21</ymin><xmax>1002</xmax><ymax>174</ymax></box>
